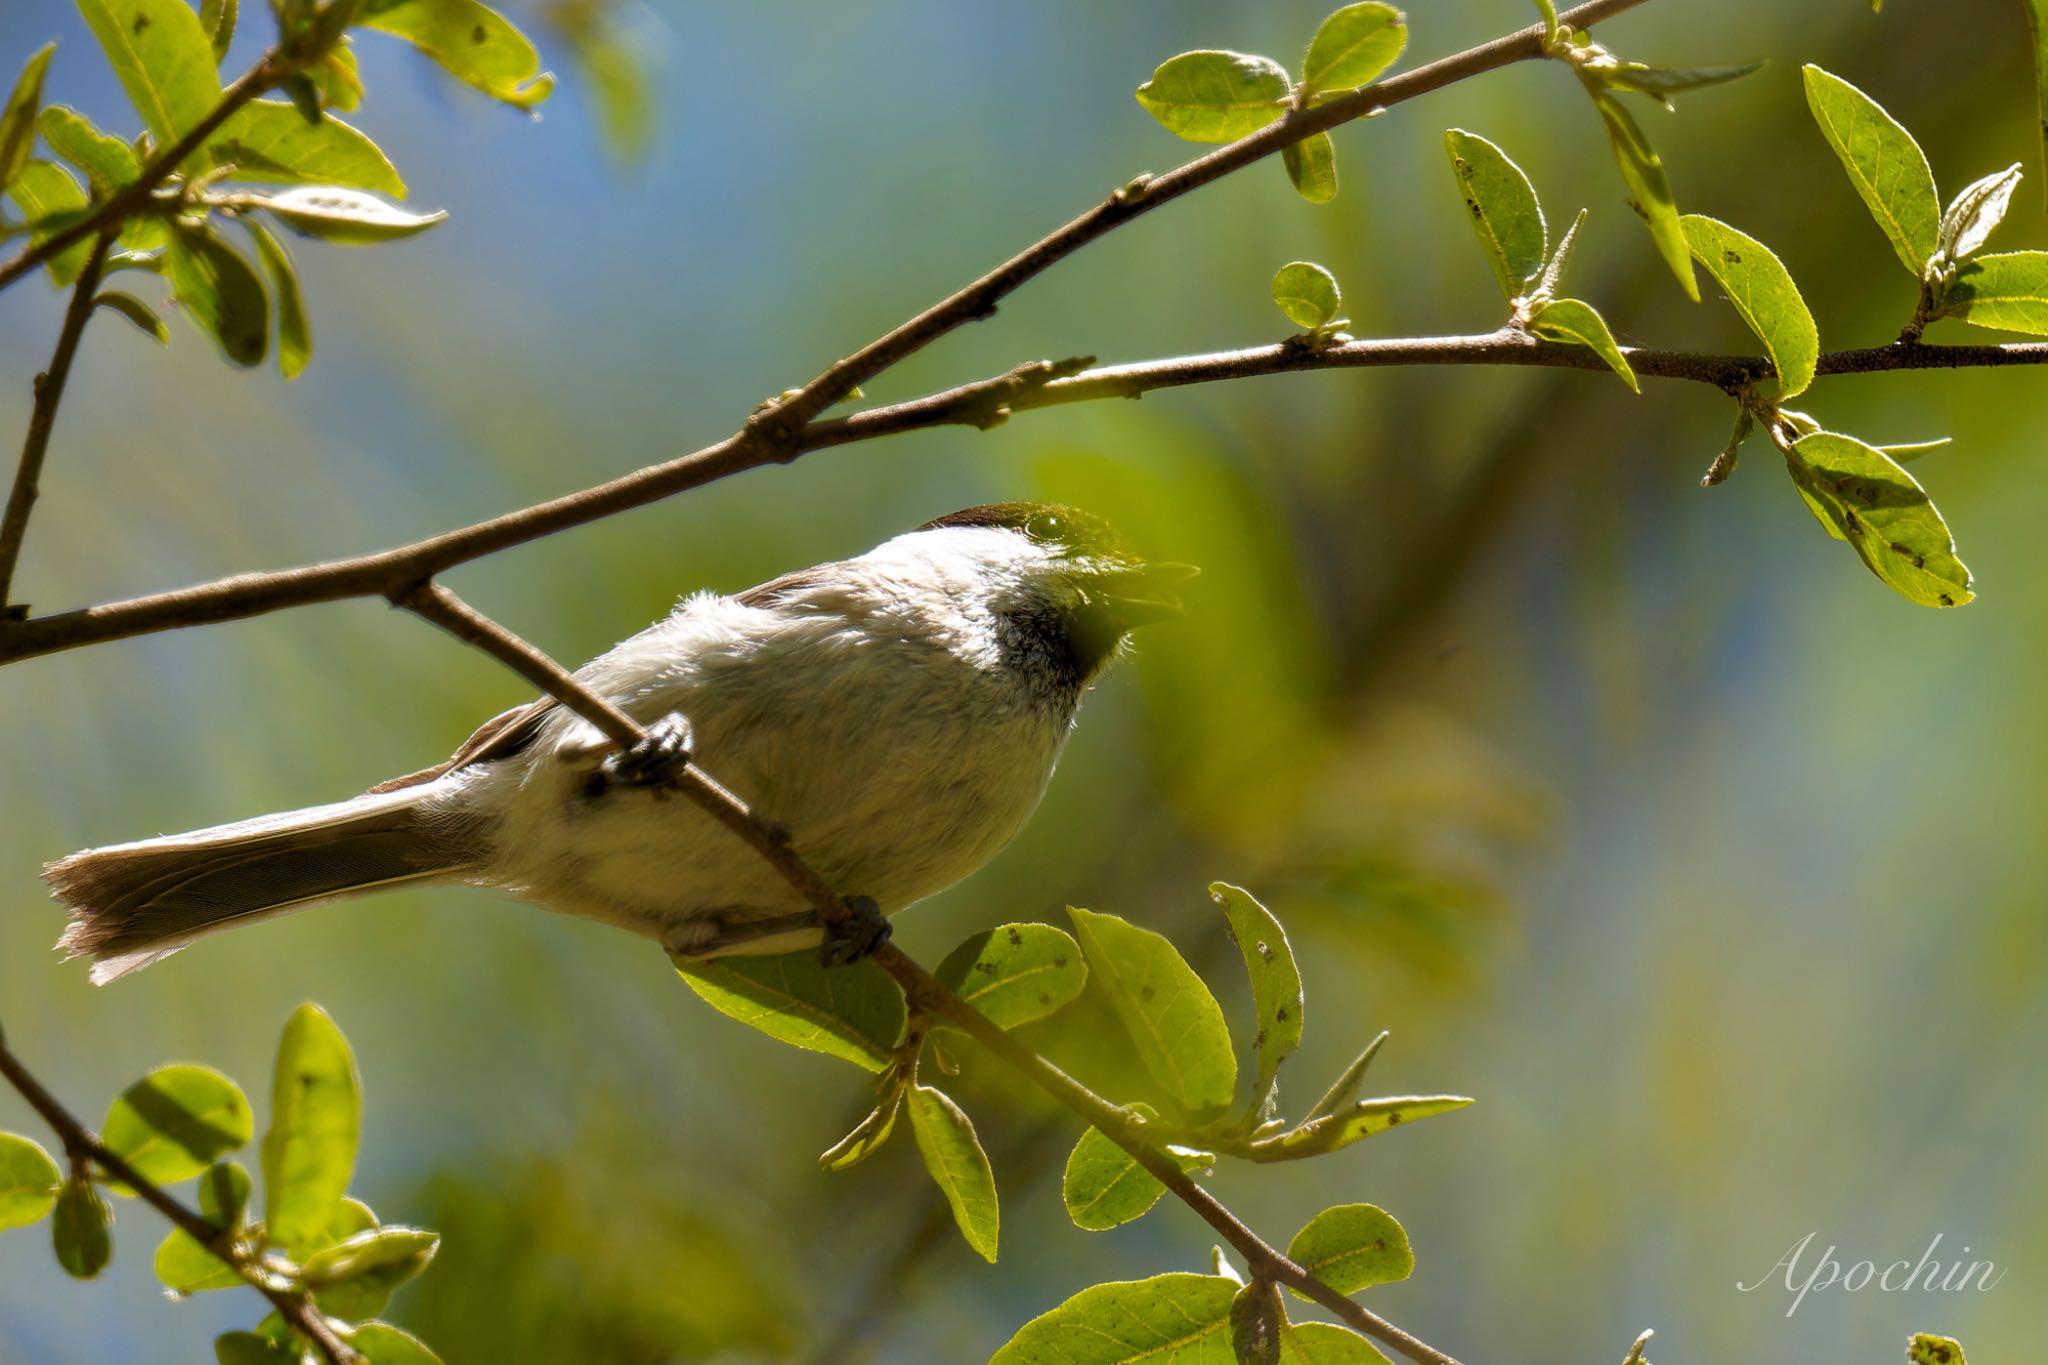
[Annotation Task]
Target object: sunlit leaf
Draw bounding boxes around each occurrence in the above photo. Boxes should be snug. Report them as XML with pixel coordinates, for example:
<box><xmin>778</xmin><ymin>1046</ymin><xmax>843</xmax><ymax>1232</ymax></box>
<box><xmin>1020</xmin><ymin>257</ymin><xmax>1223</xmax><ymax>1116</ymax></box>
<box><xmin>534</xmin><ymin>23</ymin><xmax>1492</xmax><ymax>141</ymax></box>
<box><xmin>906</xmin><ymin>1084</ymin><xmax>997</xmax><ymax>1262</ymax></box>
<box><xmin>153</xmin><ymin>1160</ymin><xmax>250</xmax><ymax>1293</ymax></box>
<box><xmin>165</xmin><ymin>220</ymin><xmax>269</xmax><ymax>366</ymax></box>
<box><xmin>242</xmin><ymin>218</ymin><xmax>311</xmax><ymax>378</ymax></box>
<box><xmin>76</xmin><ymin>0</ymin><xmax>221</xmax><ymax>145</ymax></box>
<box><xmin>0</xmin><ymin>43</ymin><xmax>55</xmax><ymax>195</ymax></box>
<box><xmin>358</xmin><ymin>0</ymin><xmax>555</xmax><ymax>108</ymax></box>
<box><xmin>1585</xmin><ymin>84</ymin><xmax>1695</xmax><ymax>299</ymax></box>
<box><xmin>347</xmin><ymin>1322</ymin><xmax>446</xmax><ymax>1364</ymax></box>
<box><xmin>0</xmin><ymin>1132</ymin><xmax>61</xmax><ymax>1229</ymax></box>
<box><xmin>37</xmin><ymin>105</ymin><xmax>141</xmax><ymax>195</ymax></box>
<box><xmin>262</xmin><ymin>1003</ymin><xmax>362</xmax><ymax>1255</ymax></box>
<box><xmin>52</xmin><ymin>1174</ymin><xmax>113</xmax><ymax>1278</ymax></box>
<box><xmin>1942</xmin><ymin>249</ymin><xmax>2048</xmax><ymax>334</ymax></box>
<box><xmin>203</xmin><ymin>100</ymin><xmax>405</xmax><ymax>194</ymax></box>
<box><xmin>1443</xmin><ymin>128</ymin><xmax>1547</xmax><ymax>301</ymax></box>
<box><xmin>935</xmin><ymin>923</ymin><xmax>1088</xmax><ymax>1031</ymax></box>
<box><xmin>1281</xmin><ymin>1323</ymin><xmax>1392</xmax><ymax>1365</ymax></box>
<box><xmin>1298</xmin><ymin>3</ymin><xmax>1407</xmax><ymax>99</ymax></box>
<box><xmin>1211</xmin><ymin>883</ymin><xmax>1303</xmax><ymax>1117</ymax></box>
<box><xmin>1877</xmin><ymin>436</ymin><xmax>1951</xmax><ymax>463</ymax></box>
<box><xmin>253</xmin><ymin>185</ymin><xmax>447</xmax><ymax>244</ymax></box>
<box><xmin>1537</xmin><ymin>206</ymin><xmax>1585</xmax><ymax>296</ymax></box>
<box><xmin>1271</xmin><ymin>260</ymin><xmax>1340</xmax><ymax>330</ymax></box>
<box><xmin>100</xmin><ymin>1064</ymin><xmax>253</xmax><ymax>1192</ymax></box>
<box><xmin>306</xmin><ymin>1225</ymin><xmax>439</xmax><ymax>1319</ymax></box>
<box><xmin>1784</xmin><ymin>430</ymin><xmax>1973</xmax><ymax>607</ymax></box>
<box><xmin>200</xmin><ymin>0</ymin><xmax>237</xmax><ymax>64</ymax></box>
<box><xmin>1285</xmin><ymin>1204</ymin><xmax>1413</xmax><ymax>1298</ymax></box>
<box><xmin>676</xmin><ymin>951</ymin><xmax>905</xmax><ymax>1072</ymax></box>
<box><xmin>1061</xmin><ymin>1115</ymin><xmax>1211</xmax><ymax>1233</ymax></box>
<box><xmin>1069</xmin><ymin>906</ymin><xmax>1237</xmax><ymax>1119</ymax></box>
<box><xmin>1302</xmin><ymin>1032</ymin><xmax>1387</xmax><ymax>1123</ymax></box>
<box><xmin>1282</xmin><ymin>131</ymin><xmax>1338</xmax><ymax>204</ymax></box>
<box><xmin>1254</xmin><ymin>1095</ymin><xmax>1474</xmax><ymax>1159</ymax></box>
<box><xmin>7</xmin><ymin>160</ymin><xmax>94</xmax><ymax>284</ymax></box>
<box><xmin>1529</xmin><ymin>296</ymin><xmax>1637</xmax><ymax>392</ymax></box>
<box><xmin>1907</xmin><ymin>1333</ymin><xmax>1968</xmax><ymax>1365</ymax></box>
<box><xmin>818</xmin><ymin>1079</ymin><xmax>903</xmax><ymax>1170</ymax></box>
<box><xmin>1801</xmin><ymin>65</ymin><xmax>1939</xmax><ymax>275</ymax></box>
<box><xmin>1938</xmin><ymin>164</ymin><xmax>2021</xmax><ymax>261</ymax></box>
<box><xmin>990</xmin><ymin>1273</ymin><xmax>1237</xmax><ymax>1364</ymax></box>
<box><xmin>1135</xmin><ymin>50</ymin><xmax>1291</xmax><ymax>143</ymax></box>
<box><xmin>1680</xmin><ymin>214</ymin><xmax>1817</xmax><ymax>398</ymax></box>
<box><xmin>310</xmin><ymin>40</ymin><xmax>366</xmax><ymax>113</ymax></box>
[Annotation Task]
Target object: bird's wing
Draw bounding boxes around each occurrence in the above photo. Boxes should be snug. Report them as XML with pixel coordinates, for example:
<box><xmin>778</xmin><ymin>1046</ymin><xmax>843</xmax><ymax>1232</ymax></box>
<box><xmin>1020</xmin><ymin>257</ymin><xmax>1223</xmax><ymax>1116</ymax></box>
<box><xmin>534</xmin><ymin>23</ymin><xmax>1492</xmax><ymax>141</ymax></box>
<box><xmin>365</xmin><ymin>697</ymin><xmax>561</xmax><ymax>793</ymax></box>
<box><xmin>733</xmin><ymin>562</ymin><xmax>843</xmax><ymax>608</ymax></box>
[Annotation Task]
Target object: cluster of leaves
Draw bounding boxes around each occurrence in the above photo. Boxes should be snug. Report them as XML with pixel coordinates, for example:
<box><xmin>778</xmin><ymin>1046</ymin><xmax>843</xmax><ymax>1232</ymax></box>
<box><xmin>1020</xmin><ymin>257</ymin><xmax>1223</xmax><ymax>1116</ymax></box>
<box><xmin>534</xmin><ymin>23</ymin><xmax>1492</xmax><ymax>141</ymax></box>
<box><xmin>677</xmin><ymin>883</ymin><xmax>1471</xmax><ymax>1363</ymax></box>
<box><xmin>0</xmin><ymin>0</ymin><xmax>552</xmax><ymax>376</ymax></box>
<box><xmin>0</xmin><ymin>1005</ymin><xmax>442</xmax><ymax>1363</ymax></box>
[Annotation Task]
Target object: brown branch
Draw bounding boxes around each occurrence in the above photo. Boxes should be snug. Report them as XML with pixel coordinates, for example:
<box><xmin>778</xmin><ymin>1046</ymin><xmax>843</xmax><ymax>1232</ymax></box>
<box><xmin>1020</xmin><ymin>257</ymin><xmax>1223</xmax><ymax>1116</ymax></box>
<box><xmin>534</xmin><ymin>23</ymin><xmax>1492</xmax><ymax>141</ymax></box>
<box><xmin>0</xmin><ymin>234</ymin><xmax>111</xmax><ymax>610</ymax></box>
<box><xmin>0</xmin><ymin>1028</ymin><xmax>361</xmax><ymax>1365</ymax></box>
<box><xmin>0</xmin><ymin>54</ymin><xmax>283</xmax><ymax>295</ymax></box>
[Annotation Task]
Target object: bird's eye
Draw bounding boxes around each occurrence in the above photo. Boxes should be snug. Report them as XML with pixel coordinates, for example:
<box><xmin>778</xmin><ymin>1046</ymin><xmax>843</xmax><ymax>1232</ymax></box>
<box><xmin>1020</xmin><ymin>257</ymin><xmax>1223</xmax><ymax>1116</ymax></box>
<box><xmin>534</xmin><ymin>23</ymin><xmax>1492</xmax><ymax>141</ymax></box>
<box><xmin>1024</xmin><ymin>512</ymin><xmax>1064</xmax><ymax>544</ymax></box>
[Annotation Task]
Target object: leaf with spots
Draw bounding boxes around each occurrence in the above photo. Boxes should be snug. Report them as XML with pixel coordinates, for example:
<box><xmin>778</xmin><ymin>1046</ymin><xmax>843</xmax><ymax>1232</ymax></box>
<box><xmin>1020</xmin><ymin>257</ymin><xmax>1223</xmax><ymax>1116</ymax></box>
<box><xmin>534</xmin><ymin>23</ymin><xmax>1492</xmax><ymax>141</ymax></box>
<box><xmin>75</xmin><ymin>0</ymin><xmax>221</xmax><ymax>146</ymax></box>
<box><xmin>1136</xmin><ymin>50</ymin><xmax>1291</xmax><ymax>143</ymax></box>
<box><xmin>101</xmin><ymin>1064</ymin><xmax>253</xmax><ymax>1191</ymax></box>
<box><xmin>935</xmin><ymin>922</ymin><xmax>1088</xmax><ymax>1031</ymax></box>
<box><xmin>165</xmin><ymin>220</ymin><xmax>269</xmax><ymax>367</ymax></box>
<box><xmin>1060</xmin><ymin>1106</ymin><xmax>1212</xmax><ymax>1232</ymax></box>
<box><xmin>1907</xmin><ymin>1333</ymin><xmax>1967</xmax><ymax>1365</ymax></box>
<box><xmin>1252</xmin><ymin>1094</ymin><xmax>1474</xmax><ymax>1159</ymax></box>
<box><xmin>677</xmin><ymin>951</ymin><xmax>905</xmax><ymax>1072</ymax></box>
<box><xmin>1284</xmin><ymin>1204</ymin><xmax>1413</xmax><ymax>1299</ymax></box>
<box><xmin>0</xmin><ymin>1132</ymin><xmax>61</xmax><ymax>1230</ymax></box>
<box><xmin>1584</xmin><ymin>84</ymin><xmax>1696</xmax><ymax>300</ymax></box>
<box><xmin>1298</xmin><ymin>3</ymin><xmax>1407</xmax><ymax>100</ymax></box>
<box><xmin>261</xmin><ymin>1003</ymin><xmax>361</xmax><ymax>1256</ymax></box>
<box><xmin>1941</xmin><ymin>250</ymin><xmax>2048</xmax><ymax>335</ymax></box>
<box><xmin>1230</xmin><ymin>1278</ymin><xmax>1284</xmax><ymax>1365</ymax></box>
<box><xmin>1801</xmin><ymin>65</ymin><xmax>1939</xmax><ymax>275</ymax></box>
<box><xmin>1069</xmin><ymin>906</ymin><xmax>1238</xmax><ymax>1120</ymax></box>
<box><xmin>989</xmin><ymin>1272</ymin><xmax>1237</xmax><ymax>1364</ymax></box>
<box><xmin>1680</xmin><ymin>214</ymin><xmax>1816</xmax><ymax>398</ymax></box>
<box><xmin>1784</xmin><ymin>430</ymin><xmax>1973</xmax><ymax>608</ymax></box>
<box><xmin>1443</xmin><ymin>128</ymin><xmax>1547</xmax><ymax>302</ymax></box>
<box><xmin>1210</xmin><ymin>883</ymin><xmax>1302</xmax><ymax>1122</ymax></box>
<box><xmin>1282</xmin><ymin>131</ymin><xmax>1338</xmax><ymax>204</ymax></box>
<box><xmin>0</xmin><ymin>44</ymin><xmax>55</xmax><ymax>197</ymax></box>
<box><xmin>357</xmin><ymin>0</ymin><xmax>554</xmax><ymax>109</ymax></box>
<box><xmin>1529</xmin><ymin>297</ymin><xmax>1637</xmax><ymax>392</ymax></box>
<box><xmin>906</xmin><ymin>1084</ymin><xmax>998</xmax><ymax>1263</ymax></box>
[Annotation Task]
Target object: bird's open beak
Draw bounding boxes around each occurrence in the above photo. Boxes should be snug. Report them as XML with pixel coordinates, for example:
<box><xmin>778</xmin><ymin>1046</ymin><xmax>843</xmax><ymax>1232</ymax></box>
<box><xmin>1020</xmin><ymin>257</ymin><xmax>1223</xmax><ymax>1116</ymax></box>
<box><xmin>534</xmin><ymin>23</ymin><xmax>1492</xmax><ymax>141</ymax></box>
<box><xmin>1089</xmin><ymin>560</ymin><xmax>1199</xmax><ymax>629</ymax></box>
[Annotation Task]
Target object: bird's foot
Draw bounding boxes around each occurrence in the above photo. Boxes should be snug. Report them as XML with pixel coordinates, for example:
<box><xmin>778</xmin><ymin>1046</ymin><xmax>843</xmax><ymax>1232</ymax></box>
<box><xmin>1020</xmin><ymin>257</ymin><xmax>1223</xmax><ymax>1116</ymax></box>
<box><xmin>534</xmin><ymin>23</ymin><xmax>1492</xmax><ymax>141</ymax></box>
<box><xmin>819</xmin><ymin>895</ymin><xmax>891</xmax><ymax>967</ymax></box>
<box><xmin>602</xmin><ymin>712</ymin><xmax>695</xmax><ymax>789</ymax></box>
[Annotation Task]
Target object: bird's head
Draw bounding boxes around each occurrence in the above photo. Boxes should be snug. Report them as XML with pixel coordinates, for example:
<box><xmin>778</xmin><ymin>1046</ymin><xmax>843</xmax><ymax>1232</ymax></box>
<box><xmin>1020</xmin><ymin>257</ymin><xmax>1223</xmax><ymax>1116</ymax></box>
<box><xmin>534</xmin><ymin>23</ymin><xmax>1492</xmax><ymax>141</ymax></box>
<box><xmin>875</xmin><ymin>502</ymin><xmax>1195</xmax><ymax>692</ymax></box>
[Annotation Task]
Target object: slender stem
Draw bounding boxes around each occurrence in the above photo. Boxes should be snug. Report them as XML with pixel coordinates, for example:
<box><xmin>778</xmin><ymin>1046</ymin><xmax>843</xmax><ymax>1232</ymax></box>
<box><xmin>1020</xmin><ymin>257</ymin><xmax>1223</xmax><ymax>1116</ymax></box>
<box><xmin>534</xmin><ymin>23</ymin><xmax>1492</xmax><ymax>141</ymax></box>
<box><xmin>0</xmin><ymin>1029</ymin><xmax>360</xmax><ymax>1365</ymax></box>
<box><xmin>0</xmin><ymin>54</ymin><xmax>283</xmax><ymax>295</ymax></box>
<box><xmin>0</xmin><ymin>234</ymin><xmax>111</xmax><ymax>609</ymax></box>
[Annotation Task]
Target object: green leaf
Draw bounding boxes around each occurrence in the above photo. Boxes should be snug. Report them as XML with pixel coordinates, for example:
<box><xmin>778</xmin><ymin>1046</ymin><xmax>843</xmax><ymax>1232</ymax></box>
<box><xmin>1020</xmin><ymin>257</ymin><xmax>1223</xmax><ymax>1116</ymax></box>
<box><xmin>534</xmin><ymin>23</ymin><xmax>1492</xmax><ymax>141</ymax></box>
<box><xmin>101</xmin><ymin>1064</ymin><xmax>254</xmax><ymax>1191</ymax></box>
<box><xmin>818</xmin><ymin>1079</ymin><xmax>904</xmax><ymax>1171</ymax></box>
<box><xmin>262</xmin><ymin>1002</ymin><xmax>362</xmax><ymax>1255</ymax></box>
<box><xmin>905</xmin><ymin>1084</ymin><xmax>998</xmax><ymax>1262</ymax></box>
<box><xmin>357</xmin><ymin>0</ymin><xmax>554</xmax><ymax>108</ymax></box>
<box><xmin>1280</xmin><ymin>1323</ymin><xmax>1393</xmax><ymax>1364</ymax></box>
<box><xmin>0</xmin><ymin>1132</ymin><xmax>62</xmax><ymax>1229</ymax></box>
<box><xmin>75</xmin><ymin>0</ymin><xmax>221</xmax><ymax>146</ymax></box>
<box><xmin>1271</xmin><ymin>260</ymin><xmax>1341</xmax><ymax>330</ymax></box>
<box><xmin>347</xmin><ymin>1322</ymin><xmax>446</xmax><ymax>1365</ymax></box>
<box><xmin>1679</xmin><ymin>214</ymin><xmax>1817</xmax><ymax>399</ymax></box>
<box><xmin>95</xmin><ymin>288</ymin><xmax>170</xmax><ymax>342</ymax></box>
<box><xmin>1532</xmin><ymin>0</ymin><xmax>1560</xmax><ymax>44</ymax></box>
<box><xmin>1784</xmin><ymin>430</ymin><xmax>1973</xmax><ymax>607</ymax></box>
<box><xmin>935</xmin><ymin>922</ymin><xmax>1089</xmax><ymax>1031</ymax></box>
<box><xmin>311</xmin><ymin>40</ymin><xmax>366</xmax><ymax>113</ymax></box>
<box><xmin>1605</xmin><ymin>60</ymin><xmax>1763</xmax><ymax>106</ymax></box>
<box><xmin>1298</xmin><ymin>4</ymin><xmax>1407</xmax><ymax>98</ymax></box>
<box><xmin>1282</xmin><ymin>131</ymin><xmax>1338</xmax><ymax>204</ymax></box>
<box><xmin>1586</xmin><ymin>84</ymin><xmax>1696</xmax><ymax>300</ymax></box>
<box><xmin>547</xmin><ymin>4</ymin><xmax>651</xmax><ymax>165</ymax></box>
<box><xmin>1255</xmin><ymin>1095</ymin><xmax>1474</xmax><ymax>1159</ymax></box>
<box><xmin>677</xmin><ymin>951</ymin><xmax>905</xmax><ymax>1071</ymax></box>
<box><xmin>1060</xmin><ymin>1116</ymin><xmax>1212</xmax><ymax>1233</ymax></box>
<box><xmin>1537</xmin><ymin>206</ymin><xmax>1585</xmax><ymax>296</ymax></box>
<box><xmin>1943</xmin><ymin>250</ymin><xmax>2048</xmax><ymax>334</ymax></box>
<box><xmin>1701</xmin><ymin>403</ymin><xmax>1754</xmax><ymax>488</ymax></box>
<box><xmin>52</xmin><ymin>1174</ymin><xmax>113</xmax><ymax>1278</ymax></box>
<box><xmin>306</xmin><ymin>1225</ymin><xmax>439</xmax><ymax>1319</ymax></box>
<box><xmin>1285</xmin><ymin>1204</ymin><xmax>1413</xmax><ymax>1298</ymax></box>
<box><xmin>1135</xmin><ymin>50</ymin><xmax>1291</xmax><ymax>143</ymax></box>
<box><xmin>1068</xmin><ymin>906</ymin><xmax>1238</xmax><ymax>1119</ymax></box>
<box><xmin>201</xmin><ymin>0</ymin><xmax>237</xmax><ymax>65</ymax></box>
<box><xmin>243</xmin><ymin>218</ymin><xmax>311</xmax><ymax>378</ymax></box>
<box><xmin>215</xmin><ymin>1333</ymin><xmax>299</xmax><ymax>1365</ymax></box>
<box><xmin>203</xmin><ymin>100</ymin><xmax>405</xmax><ymax>194</ymax></box>
<box><xmin>1907</xmin><ymin>1333</ymin><xmax>1967</xmax><ymax>1365</ymax></box>
<box><xmin>1938</xmin><ymin>164</ymin><xmax>2021</xmax><ymax>261</ymax></box>
<box><xmin>1302</xmin><ymin>1032</ymin><xmax>1388</xmax><ymax>1123</ymax></box>
<box><xmin>153</xmin><ymin>1160</ymin><xmax>250</xmax><ymax>1293</ymax></box>
<box><xmin>6</xmin><ymin>160</ymin><xmax>94</xmax><ymax>285</ymax></box>
<box><xmin>1230</xmin><ymin>1278</ymin><xmax>1283</xmax><ymax>1365</ymax></box>
<box><xmin>165</xmin><ymin>221</ymin><xmax>269</xmax><ymax>367</ymax></box>
<box><xmin>38</xmin><ymin>105</ymin><xmax>141</xmax><ymax>195</ymax></box>
<box><xmin>1210</xmin><ymin>883</ymin><xmax>1303</xmax><ymax>1118</ymax></box>
<box><xmin>1801</xmin><ymin>65</ymin><xmax>1939</xmax><ymax>275</ymax></box>
<box><xmin>1443</xmin><ymin>128</ymin><xmax>1547</xmax><ymax>301</ymax></box>
<box><xmin>1529</xmin><ymin>297</ymin><xmax>1637</xmax><ymax>392</ymax></box>
<box><xmin>1877</xmin><ymin>437</ymin><xmax>1950</xmax><ymax>463</ymax></box>
<box><xmin>990</xmin><ymin>1273</ymin><xmax>1237</xmax><ymax>1364</ymax></box>
<box><xmin>0</xmin><ymin>43</ymin><xmax>55</xmax><ymax>196</ymax></box>
<box><xmin>252</xmin><ymin>186</ymin><xmax>447</xmax><ymax>244</ymax></box>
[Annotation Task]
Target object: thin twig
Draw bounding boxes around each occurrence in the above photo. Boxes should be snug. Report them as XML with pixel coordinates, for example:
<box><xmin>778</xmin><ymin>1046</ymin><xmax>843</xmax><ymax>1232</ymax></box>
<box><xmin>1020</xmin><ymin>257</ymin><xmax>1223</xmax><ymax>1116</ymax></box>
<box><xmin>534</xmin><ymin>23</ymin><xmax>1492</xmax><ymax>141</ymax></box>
<box><xmin>5</xmin><ymin>331</ymin><xmax>2046</xmax><ymax>666</ymax></box>
<box><xmin>0</xmin><ymin>54</ymin><xmax>283</xmax><ymax>295</ymax></box>
<box><xmin>0</xmin><ymin>234</ymin><xmax>111</xmax><ymax>609</ymax></box>
<box><xmin>0</xmin><ymin>1029</ymin><xmax>361</xmax><ymax>1365</ymax></box>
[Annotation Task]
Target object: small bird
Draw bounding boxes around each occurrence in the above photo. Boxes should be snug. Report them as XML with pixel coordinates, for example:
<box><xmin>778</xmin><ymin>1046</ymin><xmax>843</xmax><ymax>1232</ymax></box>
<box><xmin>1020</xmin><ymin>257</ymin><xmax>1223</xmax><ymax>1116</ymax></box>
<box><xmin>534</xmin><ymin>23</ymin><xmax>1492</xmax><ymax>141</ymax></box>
<box><xmin>47</xmin><ymin>503</ymin><xmax>1192</xmax><ymax>984</ymax></box>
